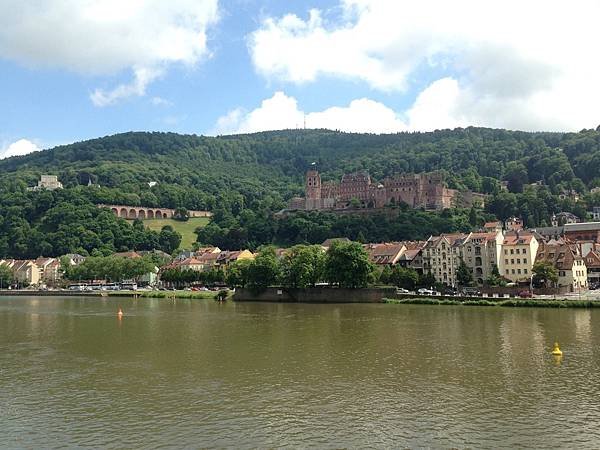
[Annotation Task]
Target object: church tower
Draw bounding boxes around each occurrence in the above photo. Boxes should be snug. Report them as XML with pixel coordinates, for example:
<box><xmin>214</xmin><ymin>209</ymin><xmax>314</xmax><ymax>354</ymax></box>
<box><xmin>305</xmin><ymin>169</ymin><xmax>321</xmax><ymax>200</ymax></box>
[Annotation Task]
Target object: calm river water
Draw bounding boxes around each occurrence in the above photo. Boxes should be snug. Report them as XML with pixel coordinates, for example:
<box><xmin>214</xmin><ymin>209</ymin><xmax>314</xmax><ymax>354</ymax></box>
<box><xmin>1</xmin><ymin>296</ymin><xmax>600</xmax><ymax>448</ymax></box>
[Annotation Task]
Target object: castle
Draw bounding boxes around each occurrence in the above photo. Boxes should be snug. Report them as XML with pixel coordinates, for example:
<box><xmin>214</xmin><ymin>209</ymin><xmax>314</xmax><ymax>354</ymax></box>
<box><xmin>289</xmin><ymin>169</ymin><xmax>485</xmax><ymax>211</ymax></box>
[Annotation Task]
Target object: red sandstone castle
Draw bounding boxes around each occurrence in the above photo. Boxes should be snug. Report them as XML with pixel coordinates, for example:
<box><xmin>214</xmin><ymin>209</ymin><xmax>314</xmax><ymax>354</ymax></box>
<box><xmin>289</xmin><ymin>169</ymin><xmax>485</xmax><ymax>211</ymax></box>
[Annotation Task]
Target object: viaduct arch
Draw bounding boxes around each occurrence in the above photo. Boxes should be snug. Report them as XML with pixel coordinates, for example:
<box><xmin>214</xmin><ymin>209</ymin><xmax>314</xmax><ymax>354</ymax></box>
<box><xmin>100</xmin><ymin>204</ymin><xmax>212</xmax><ymax>220</ymax></box>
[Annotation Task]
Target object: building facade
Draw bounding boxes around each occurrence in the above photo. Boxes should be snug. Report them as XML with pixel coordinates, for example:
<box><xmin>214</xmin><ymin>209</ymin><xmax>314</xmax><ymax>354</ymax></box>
<box><xmin>460</xmin><ymin>231</ymin><xmax>503</xmax><ymax>285</ymax></box>
<box><xmin>422</xmin><ymin>234</ymin><xmax>467</xmax><ymax>286</ymax></box>
<box><xmin>535</xmin><ymin>241</ymin><xmax>587</xmax><ymax>291</ymax></box>
<box><xmin>291</xmin><ymin>169</ymin><xmax>485</xmax><ymax>212</ymax></box>
<box><xmin>499</xmin><ymin>232</ymin><xmax>539</xmax><ymax>283</ymax></box>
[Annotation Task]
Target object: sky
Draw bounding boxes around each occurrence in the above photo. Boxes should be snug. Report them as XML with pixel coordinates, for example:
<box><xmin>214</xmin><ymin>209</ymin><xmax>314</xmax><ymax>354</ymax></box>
<box><xmin>1</xmin><ymin>0</ymin><xmax>600</xmax><ymax>158</ymax></box>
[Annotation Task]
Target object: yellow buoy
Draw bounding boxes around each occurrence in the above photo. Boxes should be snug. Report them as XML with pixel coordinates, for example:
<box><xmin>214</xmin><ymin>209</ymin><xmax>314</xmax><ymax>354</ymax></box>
<box><xmin>551</xmin><ymin>342</ymin><xmax>563</xmax><ymax>356</ymax></box>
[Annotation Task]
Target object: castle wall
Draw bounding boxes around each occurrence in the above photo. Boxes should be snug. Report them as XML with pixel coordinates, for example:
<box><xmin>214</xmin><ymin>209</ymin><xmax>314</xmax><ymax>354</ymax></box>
<box><xmin>291</xmin><ymin>169</ymin><xmax>484</xmax><ymax>212</ymax></box>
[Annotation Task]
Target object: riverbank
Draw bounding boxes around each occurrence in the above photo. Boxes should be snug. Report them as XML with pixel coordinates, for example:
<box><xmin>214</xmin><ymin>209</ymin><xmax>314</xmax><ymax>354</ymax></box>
<box><xmin>0</xmin><ymin>289</ymin><xmax>226</xmax><ymax>300</ymax></box>
<box><xmin>384</xmin><ymin>297</ymin><xmax>600</xmax><ymax>308</ymax></box>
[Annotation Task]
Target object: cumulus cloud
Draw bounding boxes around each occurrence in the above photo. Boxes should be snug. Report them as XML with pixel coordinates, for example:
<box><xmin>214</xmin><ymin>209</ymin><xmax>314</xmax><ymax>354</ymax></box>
<box><xmin>213</xmin><ymin>91</ymin><xmax>411</xmax><ymax>135</ymax></box>
<box><xmin>0</xmin><ymin>139</ymin><xmax>42</xmax><ymax>159</ymax></box>
<box><xmin>0</xmin><ymin>0</ymin><xmax>219</xmax><ymax>105</ymax></box>
<box><xmin>249</xmin><ymin>0</ymin><xmax>600</xmax><ymax>131</ymax></box>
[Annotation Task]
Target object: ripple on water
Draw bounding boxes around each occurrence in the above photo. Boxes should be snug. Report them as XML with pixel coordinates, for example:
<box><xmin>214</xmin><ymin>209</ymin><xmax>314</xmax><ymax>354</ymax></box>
<box><xmin>2</xmin><ymin>299</ymin><xmax>600</xmax><ymax>448</ymax></box>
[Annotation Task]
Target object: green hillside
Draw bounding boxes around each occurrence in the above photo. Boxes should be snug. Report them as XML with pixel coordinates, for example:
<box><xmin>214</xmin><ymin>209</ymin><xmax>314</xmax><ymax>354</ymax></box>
<box><xmin>1</xmin><ymin>126</ymin><xmax>600</xmax><ymax>257</ymax></box>
<box><xmin>142</xmin><ymin>217</ymin><xmax>210</xmax><ymax>250</ymax></box>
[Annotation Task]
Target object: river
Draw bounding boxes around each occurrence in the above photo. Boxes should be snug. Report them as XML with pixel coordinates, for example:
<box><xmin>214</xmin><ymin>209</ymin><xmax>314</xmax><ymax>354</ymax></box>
<box><xmin>1</xmin><ymin>296</ymin><xmax>600</xmax><ymax>448</ymax></box>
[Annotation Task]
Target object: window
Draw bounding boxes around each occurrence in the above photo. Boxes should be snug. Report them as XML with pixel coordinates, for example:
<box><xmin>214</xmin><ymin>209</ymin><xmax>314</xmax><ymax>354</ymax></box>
<box><xmin>511</xmin><ymin>259</ymin><xmax>514</xmax><ymax>264</ymax></box>
<box><xmin>524</xmin><ymin>269</ymin><xmax>528</xmax><ymax>274</ymax></box>
<box><xmin>506</xmin><ymin>269</ymin><xmax>509</xmax><ymax>274</ymax></box>
<box><xmin>512</xmin><ymin>269</ymin><xmax>516</xmax><ymax>274</ymax></box>
<box><xmin>510</xmin><ymin>249</ymin><xmax>514</xmax><ymax>255</ymax></box>
<box><xmin>524</xmin><ymin>258</ymin><xmax>527</xmax><ymax>264</ymax></box>
<box><xmin>504</xmin><ymin>250</ymin><xmax>508</xmax><ymax>255</ymax></box>
<box><xmin>523</xmin><ymin>249</ymin><xmax>527</xmax><ymax>254</ymax></box>
<box><xmin>517</xmin><ymin>269</ymin><xmax>521</xmax><ymax>274</ymax></box>
<box><xmin>516</xmin><ymin>249</ymin><xmax>520</xmax><ymax>254</ymax></box>
<box><xmin>505</xmin><ymin>259</ymin><xmax>509</xmax><ymax>265</ymax></box>
<box><xmin>517</xmin><ymin>259</ymin><xmax>521</xmax><ymax>264</ymax></box>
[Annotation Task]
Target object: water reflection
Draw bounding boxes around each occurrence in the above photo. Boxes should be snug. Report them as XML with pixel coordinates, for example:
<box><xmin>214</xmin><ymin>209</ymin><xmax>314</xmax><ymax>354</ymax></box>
<box><xmin>1</xmin><ymin>297</ymin><xmax>600</xmax><ymax>448</ymax></box>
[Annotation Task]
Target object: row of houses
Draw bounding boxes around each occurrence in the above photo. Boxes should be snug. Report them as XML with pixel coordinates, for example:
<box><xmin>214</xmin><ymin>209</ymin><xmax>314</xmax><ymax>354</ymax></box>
<box><xmin>0</xmin><ymin>256</ymin><xmax>72</xmax><ymax>286</ymax></box>
<box><xmin>164</xmin><ymin>247</ymin><xmax>255</xmax><ymax>273</ymax></box>
<box><xmin>360</xmin><ymin>219</ymin><xmax>600</xmax><ymax>292</ymax></box>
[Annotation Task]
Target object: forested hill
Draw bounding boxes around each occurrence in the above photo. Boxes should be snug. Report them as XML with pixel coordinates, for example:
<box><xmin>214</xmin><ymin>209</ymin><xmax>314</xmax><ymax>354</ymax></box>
<box><xmin>1</xmin><ymin>126</ymin><xmax>600</xmax><ymax>256</ymax></box>
<box><xmin>2</xmin><ymin>126</ymin><xmax>600</xmax><ymax>210</ymax></box>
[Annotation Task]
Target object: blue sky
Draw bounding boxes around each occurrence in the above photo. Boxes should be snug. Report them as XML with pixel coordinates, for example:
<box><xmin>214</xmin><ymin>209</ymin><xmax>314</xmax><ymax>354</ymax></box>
<box><xmin>1</xmin><ymin>0</ymin><xmax>599</xmax><ymax>158</ymax></box>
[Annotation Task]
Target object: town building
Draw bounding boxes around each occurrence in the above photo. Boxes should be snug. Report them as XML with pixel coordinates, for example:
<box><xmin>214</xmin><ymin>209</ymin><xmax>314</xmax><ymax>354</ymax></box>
<box><xmin>590</xmin><ymin>207</ymin><xmax>600</xmax><ymax>221</ymax></box>
<box><xmin>551</xmin><ymin>212</ymin><xmax>580</xmax><ymax>226</ymax></box>
<box><xmin>291</xmin><ymin>169</ymin><xmax>485</xmax><ymax>212</ymax></box>
<box><xmin>28</xmin><ymin>175</ymin><xmax>63</xmax><ymax>191</ymax></box>
<box><xmin>584</xmin><ymin>250</ymin><xmax>600</xmax><ymax>287</ymax></box>
<box><xmin>321</xmin><ymin>238</ymin><xmax>351</xmax><ymax>250</ymax></box>
<box><xmin>363</xmin><ymin>243</ymin><xmax>406</xmax><ymax>266</ymax></box>
<box><xmin>460</xmin><ymin>231</ymin><xmax>503</xmax><ymax>285</ymax></box>
<box><xmin>396</xmin><ymin>247</ymin><xmax>425</xmax><ymax>274</ymax></box>
<box><xmin>505</xmin><ymin>217</ymin><xmax>524</xmax><ymax>232</ymax></box>
<box><xmin>535</xmin><ymin>240</ymin><xmax>587</xmax><ymax>291</ymax></box>
<box><xmin>499</xmin><ymin>232</ymin><xmax>539</xmax><ymax>284</ymax></box>
<box><xmin>483</xmin><ymin>221</ymin><xmax>502</xmax><ymax>233</ymax></box>
<box><xmin>422</xmin><ymin>233</ymin><xmax>468</xmax><ymax>286</ymax></box>
<box><xmin>63</xmin><ymin>253</ymin><xmax>86</xmax><ymax>266</ymax></box>
<box><xmin>35</xmin><ymin>257</ymin><xmax>61</xmax><ymax>284</ymax></box>
<box><xmin>563</xmin><ymin>222</ymin><xmax>600</xmax><ymax>242</ymax></box>
<box><xmin>1</xmin><ymin>259</ymin><xmax>41</xmax><ymax>286</ymax></box>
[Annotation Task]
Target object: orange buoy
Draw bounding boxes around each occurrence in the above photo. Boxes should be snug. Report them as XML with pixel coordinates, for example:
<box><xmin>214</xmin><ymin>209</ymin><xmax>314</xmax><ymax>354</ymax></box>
<box><xmin>117</xmin><ymin>307</ymin><xmax>123</xmax><ymax>317</ymax></box>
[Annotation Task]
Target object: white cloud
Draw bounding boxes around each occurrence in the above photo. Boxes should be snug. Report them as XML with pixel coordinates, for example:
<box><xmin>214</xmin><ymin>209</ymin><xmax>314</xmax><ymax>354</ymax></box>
<box><xmin>150</xmin><ymin>96</ymin><xmax>173</xmax><ymax>107</ymax></box>
<box><xmin>213</xmin><ymin>91</ymin><xmax>411</xmax><ymax>135</ymax></box>
<box><xmin>0</xmin><ymin>139</ymin><xmax>42</xmax><ymax>159</ymax></box>
<box><xmin>249</xmin><ymin>0</ymin><xmax>600</xmax><ymax>131</ymax></box>
<box><xmin>0</xmin><ymin>0</ymin><xmax>219</xmax><ymax>105</ymax></box>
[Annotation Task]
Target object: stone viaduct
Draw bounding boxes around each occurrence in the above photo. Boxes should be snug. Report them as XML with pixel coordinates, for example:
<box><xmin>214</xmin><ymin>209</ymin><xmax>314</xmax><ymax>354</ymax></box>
<box><xmin>97</xmin><ymin>204</ymin><xmax>212</xmax><ymax>220</ymax></box>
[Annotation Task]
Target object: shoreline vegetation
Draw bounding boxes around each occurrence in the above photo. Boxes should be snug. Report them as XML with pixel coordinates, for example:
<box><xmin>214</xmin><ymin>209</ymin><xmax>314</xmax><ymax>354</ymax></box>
<box><xmin>384</xmin><ymin>297</ymin><xmax>600</xmax><ymax>308</ymax></box>
<box><xmin>1</xmin><ymin>288</ymin><xmax>599</xmax><ymax>307</ymax></box>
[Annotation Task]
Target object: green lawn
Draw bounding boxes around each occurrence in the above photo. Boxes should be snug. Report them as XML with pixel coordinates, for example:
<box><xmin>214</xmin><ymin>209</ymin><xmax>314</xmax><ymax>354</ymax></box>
<box><xmin>142</xmin><ymin>217</ymin><xmax>210</xmax><ymax>249</ymax></box>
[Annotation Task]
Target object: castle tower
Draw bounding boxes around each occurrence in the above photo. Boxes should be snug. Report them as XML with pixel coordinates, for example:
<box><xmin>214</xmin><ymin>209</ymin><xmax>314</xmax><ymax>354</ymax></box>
<box><xmin>305</xmin><ymin>170</ymin><xmax>321</xmax><ymax>200</ymax></box>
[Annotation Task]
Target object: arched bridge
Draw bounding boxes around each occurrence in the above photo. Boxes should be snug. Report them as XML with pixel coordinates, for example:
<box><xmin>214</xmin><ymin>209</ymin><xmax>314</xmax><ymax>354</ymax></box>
<box><xmin>97</xmin><ymin>204</ymin><xmax>212</xmax><ymax>220</ymax></box>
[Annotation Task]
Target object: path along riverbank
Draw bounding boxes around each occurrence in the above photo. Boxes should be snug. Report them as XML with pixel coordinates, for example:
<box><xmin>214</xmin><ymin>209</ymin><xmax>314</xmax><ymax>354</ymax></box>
<box><xmin>0</xmin><ymin>289</ymin><xmax>223</xmax><ymax>300</ymax></box>
<box><xmin>384</xmin><ymin>297</ymin><xmax>600</xmax><ymax>308</ymax></box>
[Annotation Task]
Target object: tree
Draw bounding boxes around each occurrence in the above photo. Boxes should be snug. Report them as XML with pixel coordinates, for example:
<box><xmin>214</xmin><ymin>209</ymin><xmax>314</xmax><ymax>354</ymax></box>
<box><xmin>0</xmin><ymin>264</ymin><xmax>14</xmax><ymax>288</ymax></box>
<box><xmin>505</xmin><ymin>161</ymin><xmax>529</xmax><ymax>193</ymax></box>
<box><xmin>391</xmin><ymin>266</ymin><xmax>419</xmax><ymax>290</ymax></box>
<box><xmin>532</xmin><ymin>261</ymin><xmax>558</xmax><ymax>288</ymax></box>
<box><xmin>324</xmin><ymin>241</ymin><xmax>375</xmax><ymax>288</ymax></box>
<box><xmin>485</xmin><ymin>264</ymin><xmax>506</xmax><ymax>287</ymax></box>
<box><xmin>159</xmin><ymin>225</ymin><xmax>182</xmax><ymax>254</ymax></box>
<box><xmin>246</xmin><ymin>247</ymin><xmax>281</xmax><ymax>292</ymax></box>
<box><xmin>280</xmin><ymin>245</ymin><xmax>325</xmax><ymax>288</ymax></box>
<box><xmin>226</xmin><ymin>259</ymin><xmax>253</xmax><ymax>288</ymax></box>
<box><xmin>173</xmin><ymin>207</ymin><xmax>189</xmax><ymax>221</ymax></box>
<box><xmin>456</xmin><ymin>259</ymin><xmax>473</xmax><ymax>286</ymax></box>
<box><xmin>378</xmin><ymin>265</ymin><xmax>393</xmax><ymax>285</ymax></box>
<box><xmin>418</xmin><ymin>272</ymin><xmax>436</xmax><ymax>288</ymax></box>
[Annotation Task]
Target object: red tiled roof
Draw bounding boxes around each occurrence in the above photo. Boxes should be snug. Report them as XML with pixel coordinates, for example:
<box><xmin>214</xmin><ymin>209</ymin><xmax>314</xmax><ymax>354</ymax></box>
<box><xmin>503</xmin><ymin>233</ymin><xmax>535</xmax><ymax>245</ymax></box>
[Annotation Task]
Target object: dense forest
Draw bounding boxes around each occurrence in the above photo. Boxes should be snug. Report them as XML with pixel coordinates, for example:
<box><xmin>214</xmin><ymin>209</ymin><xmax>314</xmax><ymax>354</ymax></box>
<box><xmin>1</xmin><ymin>126</ymin><xmax>600</xmax><ymax>256</ymax></box>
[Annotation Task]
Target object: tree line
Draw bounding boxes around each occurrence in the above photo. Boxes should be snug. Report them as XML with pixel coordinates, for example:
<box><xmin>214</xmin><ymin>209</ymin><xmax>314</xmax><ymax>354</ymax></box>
<box><xmin>225</xmin><ymin>241</ymin><xmax>435</xmax><ymax>292</ymax></box>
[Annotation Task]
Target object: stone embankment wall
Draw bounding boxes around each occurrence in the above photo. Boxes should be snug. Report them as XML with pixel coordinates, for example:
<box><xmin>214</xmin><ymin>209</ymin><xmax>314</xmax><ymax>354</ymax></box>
<box><xmin>234</xmin><ymin>287</ymin><xmax>396</xmax><ymax>303</ymax></box>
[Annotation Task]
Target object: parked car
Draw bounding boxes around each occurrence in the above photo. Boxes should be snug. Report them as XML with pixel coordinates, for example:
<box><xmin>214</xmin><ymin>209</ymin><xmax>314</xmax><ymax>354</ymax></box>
<box><xmin>462</xmin><ymin>287</ymin><xmax>482</xmax><ymax>296</ymax></box>
<box><xmin>518</xmin><ymin>290</ymin><xmax>533</xmax><ymax>298</ymax></box>
<box><xmin>396</xmin><ymin>288</ymin><xmax>411</xmax><ymax>294</ymax></box>
<box><xmin>417</xmin><ymin>288</ymin><xmax>435</xmax><ymax>295</ymax></box>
